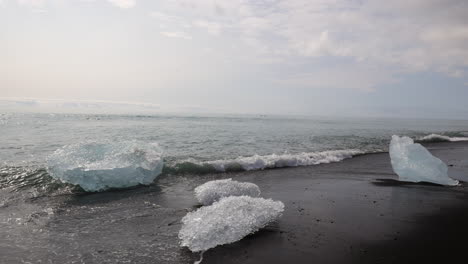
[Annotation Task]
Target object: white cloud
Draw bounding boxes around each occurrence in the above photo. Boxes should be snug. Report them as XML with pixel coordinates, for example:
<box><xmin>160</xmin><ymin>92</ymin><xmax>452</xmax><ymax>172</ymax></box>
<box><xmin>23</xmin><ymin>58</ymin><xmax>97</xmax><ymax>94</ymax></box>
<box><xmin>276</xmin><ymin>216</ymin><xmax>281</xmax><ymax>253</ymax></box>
<box><xmin>193</xmin><ymin>20</ymin><xmax>222</xmax><ymax>35</ymax></box>
<box><xmin>12</xmin><ymin>0</ymin><xmax>468</xmax><ymax>78</ymax></box>
<box><xmin>107</xmin><ymin>0</ymin><xmax>135</xmax><ymax>9</ymax></box>
<box><xmin>239</xmin><ymin>16</ymin><xmax>271</xmax><ymax>36</ymax></box>
<box><xmin>156</xmin><ymin>0</ymin><xmax>468</xmax><ymax>78</ymax></box>
<box><xmin>150</xmin><ymin>11</ymin><xmax>192</xmax><ymax>29</ymax></box>
<box><xmin>275</xmin><ymin>64</ymin><xmax>397</xmax><ymax>92</ymax></box>
<box><xmin>17</xmin><ymin>0</ymin><xmax>45</xmax><ymax>7</ymax></box>
<box><xmin>150</xmin><ymin>11</ymin><xmax>180</xmax><ymax>22</ymax></box>
<box><xmin>160</xmin><ymin>31</ymin><xmax>192</xmax><ymax>40</ymax></box>
<box><xmin>7</xmin><ymin>0</ymin><xmax>468</xmax><ymax>97</ymax></box>
<box><xmin>18</xmin><ymin>0</ymin><xmax>44</xmax><ymax>6</ymax></box>
<box><xmin>15</xmin><ymin>0</ymin><xmax>136</xmax><ymax>9</ymax></box>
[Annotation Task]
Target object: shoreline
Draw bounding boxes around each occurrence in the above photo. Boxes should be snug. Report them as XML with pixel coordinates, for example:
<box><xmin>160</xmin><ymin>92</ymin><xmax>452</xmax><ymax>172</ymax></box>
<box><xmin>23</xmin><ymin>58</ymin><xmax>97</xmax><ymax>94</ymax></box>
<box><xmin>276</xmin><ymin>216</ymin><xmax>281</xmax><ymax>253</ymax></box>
<box><xmin>1</xmin><ymin>141</ymin><xmax>468</xmax><ymax>263</ymax></box>
<box><xmin>202</xmin><ymin>141</ymin><xmax>468</xmax><ymax>263</ymax></box>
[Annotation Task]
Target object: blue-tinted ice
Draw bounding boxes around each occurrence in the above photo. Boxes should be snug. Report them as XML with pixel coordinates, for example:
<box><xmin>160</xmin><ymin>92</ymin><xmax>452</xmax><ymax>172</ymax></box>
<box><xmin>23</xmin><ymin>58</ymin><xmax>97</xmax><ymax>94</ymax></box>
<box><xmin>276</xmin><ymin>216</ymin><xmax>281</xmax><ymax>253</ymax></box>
<box><xmin>389</xmin><ymin>135</ymin><xmax>458</xmax><ymax>186</ymax></box>
<box><xmin>47</xmin><ymin>140</ymin><xmax>163</xmax><ymax>191</ymax></box>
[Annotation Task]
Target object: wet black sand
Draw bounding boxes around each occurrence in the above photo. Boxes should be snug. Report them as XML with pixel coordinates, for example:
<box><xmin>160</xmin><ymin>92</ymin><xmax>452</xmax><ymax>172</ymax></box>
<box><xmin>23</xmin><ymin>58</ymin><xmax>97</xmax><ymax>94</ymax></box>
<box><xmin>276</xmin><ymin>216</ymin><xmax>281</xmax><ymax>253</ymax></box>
<box><xmin>203</xmin><ymin>141</ymin><xmax>468</xmax><ymax>264</ymax></box>
<box><xmin>1</xmin><ymin>141</ymin><xmax>468</xmax><ymax>263</ymax></box>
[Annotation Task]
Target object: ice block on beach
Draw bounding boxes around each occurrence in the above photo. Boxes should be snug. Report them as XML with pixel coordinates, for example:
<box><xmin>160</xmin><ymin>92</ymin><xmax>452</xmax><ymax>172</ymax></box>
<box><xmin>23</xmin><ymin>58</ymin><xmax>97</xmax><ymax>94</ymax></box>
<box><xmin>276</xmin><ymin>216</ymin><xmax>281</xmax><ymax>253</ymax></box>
<box><xmin>179</xmin><ymin>196</ymin><xmax>284</xmax><ymax>252</ymax></box>
<box><xmin>194</xmin><ymin>178</ymin><xmax>261</xmax><ymax>205</ymax></box>
<box><xmin>47</xmin><ymin>140</ymin><xmax>164</xmax><ymax>191</ymax></box>
<box><xmin>389</xmin><ymin>135</ymin><xmax>458</xmax><ymax>186</ymax></box>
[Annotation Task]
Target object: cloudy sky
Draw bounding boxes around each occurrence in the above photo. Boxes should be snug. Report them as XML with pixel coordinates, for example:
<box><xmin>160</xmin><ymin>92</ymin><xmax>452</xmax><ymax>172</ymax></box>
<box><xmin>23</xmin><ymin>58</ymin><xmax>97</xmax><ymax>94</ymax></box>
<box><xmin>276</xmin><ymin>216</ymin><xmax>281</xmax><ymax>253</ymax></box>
<box><xmin>1</xmin><ymin>0</ymin><xmax>468</xmax><ymax>118</ymax></box>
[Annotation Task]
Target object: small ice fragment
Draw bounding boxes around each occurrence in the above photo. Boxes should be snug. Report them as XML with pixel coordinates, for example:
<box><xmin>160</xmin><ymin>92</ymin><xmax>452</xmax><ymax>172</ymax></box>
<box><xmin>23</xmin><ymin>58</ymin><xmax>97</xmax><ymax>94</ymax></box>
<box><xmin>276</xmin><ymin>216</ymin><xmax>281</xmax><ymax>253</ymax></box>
<box><xmin>179</xmin><ymin>196</ymin><xmax>284</xmax><ymax>252</ymax></box>
<box><xmin>389</xmin><ymin>135</ymin><xmax>458</xmax><ymax>186</ymax></box>
<box><xmin>47</xmin><ymin>140</ymin><xmax>164</xmax><ymax>192</ymax></box>
<box><xmin>194</xmin><ymin>178</ymin><xmax>261</xmax><ymax>205</ymax></box>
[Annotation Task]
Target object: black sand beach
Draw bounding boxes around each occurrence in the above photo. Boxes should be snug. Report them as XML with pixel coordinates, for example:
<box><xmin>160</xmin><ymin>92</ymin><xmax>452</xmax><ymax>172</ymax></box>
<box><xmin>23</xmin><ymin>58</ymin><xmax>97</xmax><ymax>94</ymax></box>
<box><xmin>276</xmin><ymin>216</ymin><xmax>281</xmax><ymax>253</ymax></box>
<box><xmin>1</xmin><ymin>141</ymin><xmax>468</xmax><ymax>263</ymax></box>
<box><xmin>203</xmin><ymin>141</ymin><xmax>468</xmax><ymax>264</ymax></box>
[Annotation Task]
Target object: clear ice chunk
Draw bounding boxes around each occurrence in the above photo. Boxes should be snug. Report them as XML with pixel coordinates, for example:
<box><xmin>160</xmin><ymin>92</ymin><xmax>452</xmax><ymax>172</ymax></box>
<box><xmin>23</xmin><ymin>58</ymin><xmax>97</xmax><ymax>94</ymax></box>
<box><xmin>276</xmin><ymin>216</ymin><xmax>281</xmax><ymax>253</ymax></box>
<box><xmin>194</xmin><ymin>179</ymin><xmax>261</xmax><ymax>205</ymax></box>
<box><xmin>47</xmin><ymin>140</ymin><xmax>164</xmax><ymax>191</ymax></box>
<box><xmin>179</xmin><ymin>196</ymin><xmax>284</xmax><ymax>252</ymax></box>
<box><xmin>389</xmin><ymin>135</ymin><xmax>458</xmax><ymax>186</ymax></box>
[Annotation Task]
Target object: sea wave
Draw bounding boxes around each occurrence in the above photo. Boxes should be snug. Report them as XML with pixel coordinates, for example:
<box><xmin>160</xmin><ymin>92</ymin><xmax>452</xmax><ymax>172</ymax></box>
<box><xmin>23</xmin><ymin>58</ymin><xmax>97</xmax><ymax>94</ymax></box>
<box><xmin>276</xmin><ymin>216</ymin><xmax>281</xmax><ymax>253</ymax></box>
<box><xmin>165</xmin><ymin>149</ymin><xmax>365</xmax><ymax>175</ymax></box>
<box><xmin>1</xmin><ymin>149</ymin><xmax>369</xmax><ymax>192</ymax></box>
<box><xmin>0</xmin><ymin>166</ymin><xmax>71</xmax><ymax>198</ymax></box>
<box><xmin>416</xmin><ymin>133</ymin><xmax>468</xmax><ymax>143</ymax></box>
<box><xmin>6</xmin><ymin>136</ymin><xmax>465</xmax><ymax>192</ymax></box>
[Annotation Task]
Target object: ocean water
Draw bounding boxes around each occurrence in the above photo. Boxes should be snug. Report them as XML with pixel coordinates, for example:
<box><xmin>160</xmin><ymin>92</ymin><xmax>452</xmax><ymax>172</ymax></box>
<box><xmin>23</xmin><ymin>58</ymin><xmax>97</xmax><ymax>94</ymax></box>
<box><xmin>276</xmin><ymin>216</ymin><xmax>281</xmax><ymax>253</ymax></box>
<box><xmin>1</xmin><ymin>112</ymin><xmax>468</xmax><ymax>263</ymax></box>
<box><xmin>1</xmin><ymin>112</ymin><xmax>468</xmax><ymax>193</ymax></box>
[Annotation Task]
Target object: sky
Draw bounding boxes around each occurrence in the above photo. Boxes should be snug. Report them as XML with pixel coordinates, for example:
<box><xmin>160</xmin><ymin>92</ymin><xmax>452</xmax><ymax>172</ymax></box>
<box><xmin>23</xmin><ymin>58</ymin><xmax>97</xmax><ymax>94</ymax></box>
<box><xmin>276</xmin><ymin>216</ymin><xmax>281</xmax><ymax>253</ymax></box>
<box><xmin>1</xmin><ymin>0</ymin><xmax>468</xmax><ymax>118</ymax></box>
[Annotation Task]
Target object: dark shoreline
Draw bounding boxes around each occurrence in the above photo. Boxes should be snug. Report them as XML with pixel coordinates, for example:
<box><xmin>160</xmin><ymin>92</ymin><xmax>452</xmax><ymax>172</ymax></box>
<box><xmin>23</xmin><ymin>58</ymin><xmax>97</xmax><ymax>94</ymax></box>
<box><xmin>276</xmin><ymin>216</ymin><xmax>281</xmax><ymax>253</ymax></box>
<box><xmin>1</xmin><ymin>141</ymin><xmax>468</xmax><ymax>263</ymax></box>
<box><xmin>201</xmin><ymin>141</ymin><xmax>468</xmax><ymax>264</ymax></box>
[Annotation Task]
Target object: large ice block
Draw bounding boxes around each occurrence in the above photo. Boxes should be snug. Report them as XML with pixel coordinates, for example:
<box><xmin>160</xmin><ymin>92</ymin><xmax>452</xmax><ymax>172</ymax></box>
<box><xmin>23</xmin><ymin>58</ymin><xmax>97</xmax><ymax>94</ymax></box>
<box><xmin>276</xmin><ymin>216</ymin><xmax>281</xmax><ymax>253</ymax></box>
<box><xmin>389</xmin><ymin>135</ymin><xmax>458</xmax><ymax>186</ymax></box>
<box><xmin>179</xmin><ymin>196</ymin><xmax>284</xmax><ymax>252</ymax></box>
<box><xmin>47</xmin><ymin>140</ymin><xmax>164</xmax><ymax>191</ymax></box>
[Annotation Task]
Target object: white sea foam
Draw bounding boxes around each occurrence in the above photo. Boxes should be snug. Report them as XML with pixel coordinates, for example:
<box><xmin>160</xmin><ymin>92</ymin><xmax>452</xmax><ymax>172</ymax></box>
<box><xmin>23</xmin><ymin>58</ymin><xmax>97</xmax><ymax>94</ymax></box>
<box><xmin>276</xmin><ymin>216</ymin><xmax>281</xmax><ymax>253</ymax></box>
<box><xmin>194</xmin><ymin>179</ymin><xmax>261</xmax><ymax>205</ymax></box>
<box><xmin>418</xmin><ymin>133</ymin><xmax>468</xmax><ymax>142</ymax></box>
<box><xmin>389</xmin><ymin>135</ymin><xmax>458</xmax><ymax>186</ymax></box>
<box><xmin>195</xmin><ymin>149</ymin><xmax>363</xmax><ymax>172</ymax></box>
<box><xmin>179</xmin><ymin>196</ymin><xmax>284</xmax><ymax>252</ymax></box>
<box><xmin>47</xmin><ymin>140</ymin><xmax>163</xmax><ymax>192</ymax></box>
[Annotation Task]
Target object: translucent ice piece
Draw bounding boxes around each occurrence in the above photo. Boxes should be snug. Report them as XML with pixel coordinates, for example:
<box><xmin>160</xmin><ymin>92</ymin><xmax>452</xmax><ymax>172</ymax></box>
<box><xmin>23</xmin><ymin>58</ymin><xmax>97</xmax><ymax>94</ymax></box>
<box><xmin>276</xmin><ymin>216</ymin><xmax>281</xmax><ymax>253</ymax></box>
<box><xmin>389</xmin><ymin>135</ymin><xmax>458</xmax><ymax>186</ymax></box>
<box><xmin>179</xmin><ymin>196</ymin><xmax>284</xmax><ymax>252</ymax></box>
<box><xmin>194</xmin><ymin>179</ymin><xmax>261</xmax><ymax>205</ymax></box>
<box><xmin>47</xmin><ymin>140</ymin><xmax>163</xmax><ymax>191</ymax></box>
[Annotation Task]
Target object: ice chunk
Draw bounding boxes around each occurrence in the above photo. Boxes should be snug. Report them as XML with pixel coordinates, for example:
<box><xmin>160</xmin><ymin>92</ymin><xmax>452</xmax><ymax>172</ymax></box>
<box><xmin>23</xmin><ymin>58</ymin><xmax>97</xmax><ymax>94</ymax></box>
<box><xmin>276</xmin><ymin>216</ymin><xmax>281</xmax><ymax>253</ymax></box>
<box><xmin>179</xmin><ymin>196</ymin><xmax>284</xmax><ymax>252</ymax></box>
<box><xmin>47</xmin><ymin>140</ymin><xmax>163</xmax><ymax>192</ymax></box>
<box><xmin>389</xmin><ymin>135</ymin><xmax>458</xmax><ymax>186</ymax></box>
<box><xmin>194</xmin><ymin>179</ymin><xmax>261</xmax><ymax>205</ymax></box>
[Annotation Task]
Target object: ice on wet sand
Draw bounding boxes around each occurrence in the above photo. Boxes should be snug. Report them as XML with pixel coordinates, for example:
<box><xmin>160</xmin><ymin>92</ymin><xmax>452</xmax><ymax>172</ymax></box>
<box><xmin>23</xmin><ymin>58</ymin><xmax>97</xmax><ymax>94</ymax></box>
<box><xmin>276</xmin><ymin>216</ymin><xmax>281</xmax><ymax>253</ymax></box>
<box><xmin>179</xmin><ymin>196</ymin><xmax>284</xmax><ymax>252</ymax></box>
<box><xmin>47</xmin><ymin>140</ymin><xmax>164</xmax><ymax>192</ymax></box>
<box><xmin>194</xmin><ymin>179</ymin><xmax>261</xmax><ymax>205</ymax></box>
<box><xmin>389</xmin><ymin>135</ymin><xmax>458</xmax><ymax>186</ymax></box>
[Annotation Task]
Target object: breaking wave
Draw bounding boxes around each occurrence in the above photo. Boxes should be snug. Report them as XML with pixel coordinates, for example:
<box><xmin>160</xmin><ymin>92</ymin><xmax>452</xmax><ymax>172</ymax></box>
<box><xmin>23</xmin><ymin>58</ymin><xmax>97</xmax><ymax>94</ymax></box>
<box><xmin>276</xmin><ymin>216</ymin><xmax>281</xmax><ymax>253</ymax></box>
<box><xmin>165</xmin><ymin>149</ymin><xmax>365</xmax><ymax>175</ymax></box>
<box><xmin>417</xmin><ymin>133</ymin><xmax>468</xmax><ymax>143</ymax></box>
<box><xmin>2</xmin><ymin>149</ymin><xmax>367</xmax><ymax>192</ymax></box>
